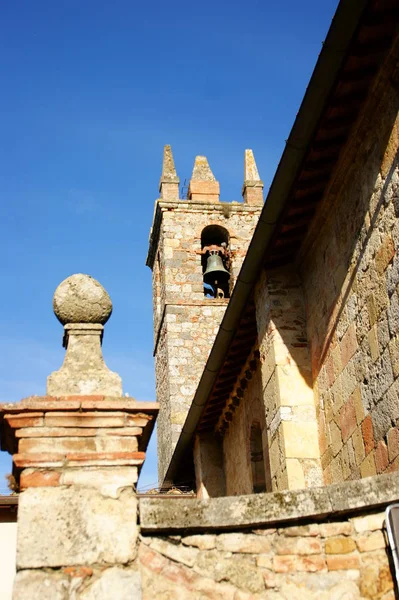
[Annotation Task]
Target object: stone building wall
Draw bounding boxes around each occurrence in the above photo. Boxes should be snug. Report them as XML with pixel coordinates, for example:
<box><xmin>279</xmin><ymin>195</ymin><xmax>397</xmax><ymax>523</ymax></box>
<box><xmin>222</xmin><ymin>367</ymin><xmax>269</xmax><ymax>496</ymax></box>
<box><xmin>151</xmin><ymin>201</ymin><xmax>262</xmax><ymax>482</ymax></box>
<box><xmin>300</xmin><ymin>39</ymin><xmax>399</xmax><ymax>485</ymax></box>
<box><xmin>253</xmin><ymin>268</ymin><xmax>322</xmax><ymax>492</ymax></box>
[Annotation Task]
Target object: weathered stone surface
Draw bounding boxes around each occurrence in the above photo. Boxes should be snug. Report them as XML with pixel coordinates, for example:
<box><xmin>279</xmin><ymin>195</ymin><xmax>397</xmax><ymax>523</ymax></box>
<box><xmin>13</xmin><ymin>570</ymin><xmax>70</xmax><ymax>600</ymax></box>
<box><xmin>78</xmin><ymin>567</ymin><xmax>142</xmax><ymax>600</ymax></box>
<box><xmin>17</xmin><ymin>487</ymin><xmax>138</xmax><ymax>568</ymax></box>
<box><xmin>53</xmin><ymin>274</ymin><xmax>113</xmax><ymax>325</ymax></box>
<box><xmin>140</xmin><ymin>471</ymin><xmax>399</xmax><ymax>532</ymax></box>
<box><xmin>60</xmin><ymin>467</ymin><xmax>138</xmax><ymax>497</ymax></box>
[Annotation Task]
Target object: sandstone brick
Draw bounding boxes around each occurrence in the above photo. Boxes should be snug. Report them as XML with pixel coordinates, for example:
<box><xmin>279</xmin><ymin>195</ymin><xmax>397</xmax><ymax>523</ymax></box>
<box><xmin>360</xmin><ymin>452</ymin><xmax>377</xmax><ymax>478</ymax></box>
<box><xmin>326</xmin><ymin>553</ymin><xmax>360</xmax><ymax>570</ymax></box>
<box><xmin>340</xmin><ymin>397</ymin><xmax>357</xmax><ymax>443</ymax></box>
<box><xmin>273</xmin><ymin>555</ymin><xmax>326</xmax><ymax>572</ymax></box>
<box><xmin>352</xmin><ymin>512</ymin><xmax>385</xmax><ymax>533</ymax></box>
<box><xmin>283</xmin><ymin>524</ymin><xmax>319</xmax><ymax>537</ymax></box>
<box><xmin>20</xmin><ymin>470</ymin><xmax>60</xmax><ymax>489</ymax></box>
<box><xmin>352</xmin><ymin>387</ymin><xmax>365</xmax><ymax>425</ymax></box>
<box><xmin>388</xmin><ymin>336</ymin><xmax>399</xmax><ymax>378</ymax></box>
<box><xmin>356</xmin><ymin>530</ymin><xmax>386</xmax><ymax>552</ymax></box>
<box><xmin>330</xmin><ymin>420</ymin><xmax>343</xmax><ymax>457</ymax></box>
<box><xmin>319</xmin><ymin>522</ymin><xmax>353</xmax><ymax>537</ymax></box>
<box><xmin>375</xmin><ymin>440</ymin><xmax>389</xmax><ymax>473</ymax></box>
<box><xmin>375</xmin><ymin>235</ymin><xmax>395</xmax><ymax>276</ymax></box>
<box><xmin>256</xmin><ymin>554</ymin><xmax>273</xmax><ymax>569</ymax></box>
<box><xmin>217</xmin><ymin>532</ymin><xmax>272</xmax><ymax>554</ymax></box>
<box><xmin>275</xmin><ymin>536</ymin><xmax>322</xmax><ymax>555</ymax></box>
<box><xmin>325</xmin><ymin>536</ymin><xmax>356</xmax><ymax>554</ymax></box>
<box><xmin>360</xmin><ymin>563</ymin><xmax>394</xmax><ymax>599</ymax></box>
<box><xmin>13</xmin><ymin>570</ymin><xmax>70</xmax><ymax>600</ymax></box>
<box><xmin>60</xmin><ymin>467</ymin><xmax>138</xmax><ymax>496</ymax></box>
<box><xmin>149</xmin><ymin>538</ymin><xmax>198</xmax><ymax>567</ymax></box>
<box><xmin>368</xmin><ymin>325</ymin><xmax>380</xmax><ymax>362</ymax></box>
<box><xmin>361</xmin><ymin>415</ymin><xmax>375</xmax><ymax>455</ymax></box>
<box><xmin>181</xmin><ymin>534</ymin><xmax>216</xmax><ymax>550</ymax></box>
<box><xmin>5</xmin><ymin>413</ymin><xmax>44</xmax><ymax>428</ymax></box>
<box><xmin>45</xmin><ymin>412</ymin><xmax>126</xmax><ymax>428</ymax></box>
<box><xmin>340</xmin><ymin>325</ymin><xmax>358</xmax><ymax>369</ymax></box>
<box><xmin>387</xmin><ymin>426</ymin><xmax>399</xmax><ymax>462</ymax></box>
<box><xmin>352</xmin><ymin>427</ymin><xmax>366</xmax><ymax>467</ymax></box>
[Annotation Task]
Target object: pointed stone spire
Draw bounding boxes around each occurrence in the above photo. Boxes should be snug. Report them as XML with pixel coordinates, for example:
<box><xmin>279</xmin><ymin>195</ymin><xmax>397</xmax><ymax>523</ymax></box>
<box><xmin>159</xmin><ymin>145</ymin><xmax>180</xmax><ymax>201</ymax></box>
<box><xmin>242</xmin><ymin>149</ymin><xmax>264</xmax><ymax>206</ymax></box>
<box><xmin>188</xmin><ymin>156</ymin><xmax>220</xmax><ymax>203</ymax></box>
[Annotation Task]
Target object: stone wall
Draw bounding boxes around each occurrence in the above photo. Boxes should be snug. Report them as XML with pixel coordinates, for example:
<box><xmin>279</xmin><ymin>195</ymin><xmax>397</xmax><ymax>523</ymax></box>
<box><xmin>13</xmin><ymin>471</ymin><xmax>399</xmax><ymax>599</ymax></box>
<box><xmin>150</xmin><ymin>201</ymin><xmax>262</xmax><ymax>482</ymax></box>
<box><xmin>138</xmin><ymin>472</ymin><xmax>399</xmax><ymax>600</ymax></box>
<box><xmin>300</xmin><ymin>37</ymin><xmax>399</xmax><ymax>485</ymax></box>
<box><xmin>223</xmin><ymin>366</ymin><xmax>269</xmax><ymax>496</ymax></box>
<box><xmin>253</xmin><ymin>268</ymin><xmax>322</xmax><ymax>492</ymax></box>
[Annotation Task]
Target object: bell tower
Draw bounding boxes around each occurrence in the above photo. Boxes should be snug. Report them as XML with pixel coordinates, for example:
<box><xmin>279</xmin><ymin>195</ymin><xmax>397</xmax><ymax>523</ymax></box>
<box><xmin>147</xmin><ymin>146</ymin><xmax>264</xmax><ymax>484</ymax></box>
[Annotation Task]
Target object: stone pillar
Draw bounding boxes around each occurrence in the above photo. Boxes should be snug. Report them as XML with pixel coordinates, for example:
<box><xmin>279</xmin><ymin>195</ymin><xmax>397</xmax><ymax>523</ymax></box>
<box><xmin>242</xmin><ymin>149</ymin><xmax>264</xmax><ymax>206</ymax></box>
<box><xmin>0</xmin><ymin>274</ymin><xmax>158</xmax><ymax>599</ymax></box>
<box><xmin>188</xmin><ymin>155</ymin><xmax>220</xmax><ymax>202</ymax></box>
<box><xmin>193</xmin><ymin>433</ymin><xmax>226</xmax><ymax>499</ymax></box>
<box><xmin>255</xmin><ymin>268</ymin><xmax>322</xmax><ymax>491</ymax></box>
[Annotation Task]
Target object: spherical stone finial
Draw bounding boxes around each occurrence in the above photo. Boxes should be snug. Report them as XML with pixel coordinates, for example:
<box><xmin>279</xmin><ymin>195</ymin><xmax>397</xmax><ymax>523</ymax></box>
<box><xmin>53</xmin><ymin>274</ymin><xmax>113</xmax><ymax>325</ymax></box>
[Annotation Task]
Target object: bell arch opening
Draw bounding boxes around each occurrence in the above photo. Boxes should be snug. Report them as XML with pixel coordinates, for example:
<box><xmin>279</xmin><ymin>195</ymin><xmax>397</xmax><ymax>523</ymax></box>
<box><xmin>250</xmin><ymin>421</ymin><xmax>267</xmax><ymax>493</ymax></box>
<box><xmin>200</xmin><ymin>225</ymin><xmax>230</xmax><ymax>299</ymax></box>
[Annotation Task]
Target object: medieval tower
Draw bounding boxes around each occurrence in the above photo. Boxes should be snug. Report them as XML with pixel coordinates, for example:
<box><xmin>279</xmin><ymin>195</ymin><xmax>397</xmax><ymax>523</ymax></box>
<box><xmin>147</xmin><ymin>146</ymin><xmax>264</xmax><ymax>483</ymax></box>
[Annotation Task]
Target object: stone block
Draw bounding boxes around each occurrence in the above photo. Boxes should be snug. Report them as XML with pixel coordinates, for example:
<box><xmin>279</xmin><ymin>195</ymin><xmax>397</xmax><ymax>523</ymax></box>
<box><xmin>375</xmin><ymin>440</ymin><xmax>389</xmax><ymax>473</ymax></box>
<box><xmin>375</xmin><ymin>235</ymin><xmax>395</xmax><ymax>276</ymax></box>
<box><xmin>275</xmin><ymin>536</ymin><xmax>322</xmax><ymax>555</ymax></box>
<box><xmin>181</xmin><ymin>534</ymin><xmax>216</xmax><ymax>550</ymax></box>
<box><xmin>319</xmin><ymin>522</ymin><xmax>353</xmax><ymax>537</ymax></box>
<box><xmin>361</xmin><ymin>416</ymin><xmax>375</xmax><ymax>455</ymax></box>
<box><xmin>326</xmin><ymin>553</ymin><xmax>360</xmax><ymax>570</ymax></box>
<box><xmin>282</xmin><ymin>421</ymin><xmax>320</xmax><ymax>459</ymax></box>
<box><xmin>356</xmin><ymin>530</ymin><xmax>386</xmax><ymax>552</ymax></box>
<box><xmin>60</xmin><ymin>467</ymin><xmax>138</xmax><ymax>497</ymax></box>
<box><xmin>351</xmin><ymin>512</ymin><xmax>385</xmax><ymax>533</ymax></box>
<box><xmin>17</xmin><ymin>487</ymin><xmax>138</xmax><ymax>568</ymax></box>
<box><xmin>340</xmin><ymin>397</ymin><xmax>357</xmax><ymax>443</ymax></box>
<box><xmin>388</xmin><ymin>426</ymin><xmax>399</xmax><ymax>462</ymax></box>
<box><xmin>13</xmin><ymin>570</ymin><xmax>70</xmax><ymax>600</ymax></box>
<box><xmin>325</xmin><ymin>536</ymin><xmax>356</xmax><ymax>554</ymax></box>
<box><xmin>352</xmin><ymin>427</ymin><xmax>365</xmax><ymax>467</ymax></box>
<box><xmin>340</xmin><ymin>325</ymin><xmax>358</xmax><ymax>369</ymax></box>
<box><xmin>149</xmin><ymin>538</ymin><xmax>198</xmax><ymax>567</ymax></box>
<box><xmin>78</xmin><ymin>567</ymin><xmax>142</xmax><ymax>600</ymax></box>
<box><xmin>20</xmin><ymin>469</ymin><xmax>60</xmax><ymax>489</ymax></box>
<box><xmin>216</xmin><ymin>532</ymin><xmax>272</xmax><ymax>554</ymax></box>
<box><xmin>273</xmin><ymin>555</ymin><xmax>326</xmax><ymax>572</ymax></box>
<box><xmin>360</xmin><ymin>453</ymin><xmax>377</xmax><ymax>478</ymax></box>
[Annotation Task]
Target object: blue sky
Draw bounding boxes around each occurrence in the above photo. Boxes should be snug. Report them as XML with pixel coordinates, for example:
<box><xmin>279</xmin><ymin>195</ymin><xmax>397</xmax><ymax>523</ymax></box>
<box><xmin>0</xmin><ymin>0</ymin><xmax>338</xmax><ymax>493</ymax></box>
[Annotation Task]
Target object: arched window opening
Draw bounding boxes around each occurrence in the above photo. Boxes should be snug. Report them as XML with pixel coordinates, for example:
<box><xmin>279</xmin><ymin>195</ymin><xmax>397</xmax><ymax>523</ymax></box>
<box><xmin>250</xmin><ymin>421</ymin><xmax>267</xmax><ymax>493</ymax></box>
<box><xmin>200</xmin><ymin>225</ymin><xmax>230</xmax><ymax>299</ymax></box>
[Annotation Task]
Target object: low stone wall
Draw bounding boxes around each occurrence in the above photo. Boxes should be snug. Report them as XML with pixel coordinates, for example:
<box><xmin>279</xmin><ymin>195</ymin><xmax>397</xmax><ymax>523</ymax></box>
<box><xmin>139</xmin><ymin>511</ymin><xmax>391</xmax><ymax>599</ymax></box>
<box><xmin>12</xmin><ymin>472</ymin><xmax>399</xmax><ymax>599</ymax></box>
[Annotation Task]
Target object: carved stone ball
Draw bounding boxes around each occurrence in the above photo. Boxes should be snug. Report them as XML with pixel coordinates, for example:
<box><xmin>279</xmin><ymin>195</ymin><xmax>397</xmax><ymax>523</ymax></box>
<box><xmin>53</xmin><ymin>274</ymin><xmax>113</xmax><ymax>325</ymax></box>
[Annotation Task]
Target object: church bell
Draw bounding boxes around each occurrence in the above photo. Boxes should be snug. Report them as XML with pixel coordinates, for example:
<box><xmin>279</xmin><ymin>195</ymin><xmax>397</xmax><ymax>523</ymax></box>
<box><xmin>203</xmin><ymin>251</ymin><xmax>230</xmax><ymax>284</ymax></box>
